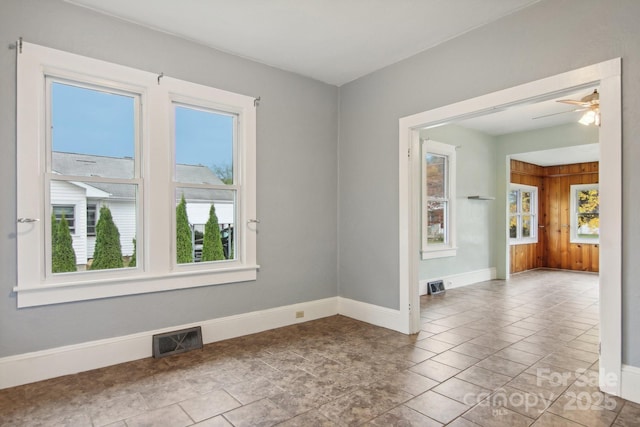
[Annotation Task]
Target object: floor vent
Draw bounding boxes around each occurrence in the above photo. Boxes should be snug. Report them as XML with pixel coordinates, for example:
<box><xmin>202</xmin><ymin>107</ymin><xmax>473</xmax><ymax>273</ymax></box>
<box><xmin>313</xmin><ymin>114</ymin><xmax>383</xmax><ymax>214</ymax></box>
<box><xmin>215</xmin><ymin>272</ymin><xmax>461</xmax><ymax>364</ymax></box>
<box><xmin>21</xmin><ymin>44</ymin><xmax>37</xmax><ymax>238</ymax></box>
<box><xmin>153</xmin><ymin>326</ymin><xmax>203</xmax><ymax>358</ymax></box>
<box><xmin>428</xmin><ymin>280</ymin><xmax>446</xmax><ymax>295</ymax></box>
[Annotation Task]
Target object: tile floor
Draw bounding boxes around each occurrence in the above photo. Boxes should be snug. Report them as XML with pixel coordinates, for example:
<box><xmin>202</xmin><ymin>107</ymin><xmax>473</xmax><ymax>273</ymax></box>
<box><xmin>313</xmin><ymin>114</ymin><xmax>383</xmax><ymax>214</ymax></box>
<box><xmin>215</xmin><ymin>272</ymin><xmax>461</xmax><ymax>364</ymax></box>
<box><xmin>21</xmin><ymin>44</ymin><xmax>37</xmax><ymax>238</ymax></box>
<box><xmin>2</xmin><ymin>269</ymin><xmax>639</xmax><ymax>426</ymax></box>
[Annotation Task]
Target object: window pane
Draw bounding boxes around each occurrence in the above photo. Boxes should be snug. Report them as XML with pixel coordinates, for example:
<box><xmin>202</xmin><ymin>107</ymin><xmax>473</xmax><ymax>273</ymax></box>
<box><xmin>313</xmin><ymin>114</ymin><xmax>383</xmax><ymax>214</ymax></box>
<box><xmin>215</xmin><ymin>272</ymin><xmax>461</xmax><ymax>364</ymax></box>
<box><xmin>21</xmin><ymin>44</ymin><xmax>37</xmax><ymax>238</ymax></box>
<box><xmin>521</xmin><ymin>191</ymin><xmax>531</xmax><ymax>213</ymax></box>
<box><xmin>52</xmin><ymin>205</ymin><xmax>75</xmax><ymax>234</ymax></box>
<box><xmin>176</xmin><ymin>188</ymin><xmax>236</xmax><ymax>263</ymax></box>
<box><xmin>426</xmin><ymin>201</ymin><xmax>446</xmax><ymax>244</ymax></box>
<box><xmin>576</xmin><ymin>188</ymin><xmax>599</xmax><ymax>240</ymax></box>
<box><xmin>577</xmin><ymin>189</ymin><xmax>599</xmax><ymax>214</ymax></box>
<box><xmin>522</xmin><ymin>215</ymin><xmax>532</xmax><ymax>238</ymax></box>
<box><xmin>509</xmin><ymin>215</ymin><xmax>518</xmax><ymax>238</ymax></box>
<box><xmin>426</xmin><ymin>154</ymin><xmax>446</xmax><ymax>198</ymax></box>
<box><xmin>50</xmin><ymin>181</ymin><xmax>137</xmax><ymax>273</ymax></box>
<box><xmin>51</xmin><ymin>82</ymin><xmax>135</xmax><ymax>179</ymax></box>
<box><xmin>86</xmin><ymin>204</ymin><xmax>97</xmax><ymax>236</ymax></box>
<box><xmin>175</xmin><ymin>105</ymin><xmax>235</xmax><ymax>185</ymax></box>
<box><xmin>509</xmin><ymin>191</ymin><xmax>518</xmax><ymax>214</ymax></box>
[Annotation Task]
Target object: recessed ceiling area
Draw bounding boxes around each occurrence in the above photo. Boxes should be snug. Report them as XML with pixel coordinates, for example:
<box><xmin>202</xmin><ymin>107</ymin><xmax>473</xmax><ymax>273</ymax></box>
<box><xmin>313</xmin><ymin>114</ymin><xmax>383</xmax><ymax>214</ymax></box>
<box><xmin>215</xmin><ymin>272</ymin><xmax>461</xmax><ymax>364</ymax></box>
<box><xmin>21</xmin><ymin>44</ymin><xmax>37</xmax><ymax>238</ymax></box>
<box><xmin>429</xmin><ymin>86</ymin><xmax>600</xmax><ymax>166</ymax></box>
<box><xmin>511</xmin><ymin>144</ymin><xmax>599</xmax><ymax>167</ymax></box>
<box><xmin>455</xmin><ymin>86</ymin><xmax>600</xmax><ymax>136</ymax></box>
<box><xmin>64</xmin><ymin>0</ymin><xmax>540</xmax><ymax>86</ymax></box>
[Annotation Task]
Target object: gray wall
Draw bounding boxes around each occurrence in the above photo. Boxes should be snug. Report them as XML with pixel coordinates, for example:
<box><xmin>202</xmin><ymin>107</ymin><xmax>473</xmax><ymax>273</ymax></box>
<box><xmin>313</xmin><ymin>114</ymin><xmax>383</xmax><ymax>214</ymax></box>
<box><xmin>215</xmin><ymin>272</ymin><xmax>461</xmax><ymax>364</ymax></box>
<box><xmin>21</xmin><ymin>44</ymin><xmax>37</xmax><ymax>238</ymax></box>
<box><xmin>0</xmin><ymin>0</ymin><xmax>338</xmax><ymax>357</ymax></box>
<box><xmin>338</xmin><ymin>0</ymin><xmax>640</xmax><ymax>366</ymax></box>
<box><xmin>418</xmin><ymin>125</ymin><xmax>497</xmax><ymax>281</ymax></box>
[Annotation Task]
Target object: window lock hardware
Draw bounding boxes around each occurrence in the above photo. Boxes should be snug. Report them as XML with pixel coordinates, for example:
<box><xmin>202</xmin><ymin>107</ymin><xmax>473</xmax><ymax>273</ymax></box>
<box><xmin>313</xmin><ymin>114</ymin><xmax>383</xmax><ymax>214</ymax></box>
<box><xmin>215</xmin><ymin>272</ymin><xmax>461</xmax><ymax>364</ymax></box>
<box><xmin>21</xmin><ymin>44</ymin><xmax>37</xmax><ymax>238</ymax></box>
<box><xmin>17</xmin><ymin>218</ymin><xmax>40</xmax><ymax>223</ymax></box>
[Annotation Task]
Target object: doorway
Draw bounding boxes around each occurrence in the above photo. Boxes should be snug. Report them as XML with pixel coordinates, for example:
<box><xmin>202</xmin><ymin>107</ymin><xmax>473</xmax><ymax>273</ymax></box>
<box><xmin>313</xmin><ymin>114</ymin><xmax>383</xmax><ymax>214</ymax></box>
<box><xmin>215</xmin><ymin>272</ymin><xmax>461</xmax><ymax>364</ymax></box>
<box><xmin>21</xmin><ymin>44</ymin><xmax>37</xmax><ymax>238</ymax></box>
<box><xmin>398</xmin><ymin>59</ymin><xmax>621</xmax><ymax>394</ymax></box>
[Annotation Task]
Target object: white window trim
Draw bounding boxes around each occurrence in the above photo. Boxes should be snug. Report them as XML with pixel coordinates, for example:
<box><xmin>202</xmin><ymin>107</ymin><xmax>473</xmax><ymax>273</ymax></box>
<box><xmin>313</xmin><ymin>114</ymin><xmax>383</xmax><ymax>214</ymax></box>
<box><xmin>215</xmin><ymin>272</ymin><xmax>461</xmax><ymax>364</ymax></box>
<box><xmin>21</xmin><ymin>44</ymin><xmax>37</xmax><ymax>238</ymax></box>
<box><xmin>15</xmin><ymin>42</ymin><xmax>257</xmax><ymax>307</ymax></box>
<box><xmin>570</xmin><ymin>183</ymin><xmax>600</xmax><ymax>244</ymax></box>
<box><xmin>509</xmin><ymin>184</ymin><xmax>538</xmax><ymax>245</ymax></box>
<box><xmin>421</xmin><ymin>140</ymin><xmax>456</xmax><ymax>260</ymax></box>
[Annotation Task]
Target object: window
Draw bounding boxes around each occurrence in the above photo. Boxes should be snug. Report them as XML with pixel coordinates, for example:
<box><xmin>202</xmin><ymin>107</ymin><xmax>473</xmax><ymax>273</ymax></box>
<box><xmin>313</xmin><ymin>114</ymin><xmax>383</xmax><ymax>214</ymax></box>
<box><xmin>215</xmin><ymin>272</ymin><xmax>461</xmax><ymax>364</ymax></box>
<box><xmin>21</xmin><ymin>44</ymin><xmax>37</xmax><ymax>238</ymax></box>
<box><xmin>422</xmin><ymin>140</ymin><xmax>456</xmax><ymax>259</ymax></box>
<box><xmin>86</xmin><ymin>204</ymin><xmax>97</xmax><ymax>236</ymax></box>
<box><xmin>52</xmin><ymin>205</ymin><xmax>76</xmax><ymax>234</ymax></box>
<box><xmin>509</xmin><ymin>184</ymin><xmax>538</xmax><ymax>244</ymax></box>
<box><xmin>174</xmin><ymin>104</ymin><xmax>237</xmax><ymax>264</ymax></box>
<box><xmin>571</xmin><ymin>184</ymin><xmax>599</xmax><ymax>244</ymax></box>
<box><xmin>16</xmin><ymin>41</ymin><xmax>257</xmax><ymax>307</ymax></box>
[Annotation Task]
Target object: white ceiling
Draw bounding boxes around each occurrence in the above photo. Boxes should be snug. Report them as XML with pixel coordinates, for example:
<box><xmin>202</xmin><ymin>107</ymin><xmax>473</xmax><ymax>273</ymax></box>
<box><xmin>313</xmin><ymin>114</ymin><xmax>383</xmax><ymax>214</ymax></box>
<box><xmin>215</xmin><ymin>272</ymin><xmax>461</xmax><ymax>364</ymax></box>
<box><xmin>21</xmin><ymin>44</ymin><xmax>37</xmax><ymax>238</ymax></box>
<box><xmin>510</xmin><ymin>144</ymin><xmax>599</xmax><ymax>167</ymax></box>
<box><xmin>65</xmin><ymin>0</ymin><xmax>540</xmax><ymax>86</ymax></box>
<box><xmin>456</xmin><ymin>86</ymin><xmax>599</xmax><ymax>136</ymax></box>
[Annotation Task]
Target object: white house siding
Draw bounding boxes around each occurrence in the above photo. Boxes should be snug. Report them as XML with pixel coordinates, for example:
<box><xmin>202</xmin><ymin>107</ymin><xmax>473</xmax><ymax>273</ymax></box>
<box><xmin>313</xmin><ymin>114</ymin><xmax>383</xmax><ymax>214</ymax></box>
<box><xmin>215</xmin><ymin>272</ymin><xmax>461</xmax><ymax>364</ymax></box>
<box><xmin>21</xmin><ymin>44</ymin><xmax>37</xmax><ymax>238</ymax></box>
<box><xmin>97</xmin><ymin>200</ymin><xmax>136</xmax><ymax>257</ymax></box>
<box><xmin>50</xmin><ymin>180</ymin><xmax>88</xmax><ymax>264</ymax></box>
<box><xmin>187</xmin><ymin>201</ymin><xmax>234</xmax><ymax>226</ymax></box>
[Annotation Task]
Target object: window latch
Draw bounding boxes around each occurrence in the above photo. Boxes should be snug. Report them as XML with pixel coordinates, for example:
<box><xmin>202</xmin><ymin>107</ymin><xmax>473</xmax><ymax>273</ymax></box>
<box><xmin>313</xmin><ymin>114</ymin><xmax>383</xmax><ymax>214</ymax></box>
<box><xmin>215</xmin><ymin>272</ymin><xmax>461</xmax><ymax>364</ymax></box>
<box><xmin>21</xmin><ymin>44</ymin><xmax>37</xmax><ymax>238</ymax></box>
<box><xmin>17</xmin><ymin>218</ymin><xmax>40</xmax><ymax>223</ymax></box>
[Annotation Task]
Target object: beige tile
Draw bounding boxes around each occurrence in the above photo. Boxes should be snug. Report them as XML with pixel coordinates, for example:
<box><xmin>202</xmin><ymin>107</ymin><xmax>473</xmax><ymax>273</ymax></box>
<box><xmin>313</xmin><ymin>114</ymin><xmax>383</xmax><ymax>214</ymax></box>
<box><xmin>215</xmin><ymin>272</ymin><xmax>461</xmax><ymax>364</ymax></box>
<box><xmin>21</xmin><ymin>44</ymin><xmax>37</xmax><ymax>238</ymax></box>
<box><xmin>89</xmin><ymin>393</ymin><xmax>148</xmax><ymax>427</ymax></box>
<box><xmin>547</xmin><ymin>394</ymin><xmax>618</xmax><ymax>427</ymax></box>
<box><xmin>365</xmin><ymin>405</ymin><xmax>442</xmax><ymax>426</ymax></box>
<box><xmin>410</xmin><ymin>359</ymin><xmax>461</xmax><ymax>382</ymax></box>
<box><xmin>224</xmin><ymin>376</ymin><xmax>284</xmax><ymax>404</ymax></box>
<box><xmin>395</xmin><ymin>344</ymin><xmax>437</xmax><ymax>363</ymax></box>
<box><xmin>378</xmin><ymin>369</ymin><xmax>440</xmax><ymax>396</ymax></box>
<box><xmin>193</xmin><ymin>416</ymin><xmax>234</xmax><ymax>426</ymax></box>
<box><xmin>475</xmin><ymin>355</ymin><xmax>529</xmax><ymax>377</ymax></box>
<box><xmin>532</xmin><ymin>412</ymin><xmax>585</xmax><ymax>426</ymax></box>
<box><xmin>223</xmin><ymin>398</ymin><xmax>290</xmax><ymax>427</ymax></box>
<box><xmin>275</xmin><ymin>410</ymin><xmax>338</xmax><ymax>427</ymax></box>
<box><xmin>422</xmin><ymin>323</ymin><xmax>451</xmax><ymax>334</ymax></box>
<box><xmin>431</xmin><ymin>350</ymin><xmax>481</xmax><ymax>370</ymax></box>
<box><xmin>125</xmin><ymin>405</ymin><xmax>192</xmax><ymax>427</ymax></box>
<box><xmin>451</xmin><ymin>342</ymin><xmax>498</xmax><ymax>359</ymax></box>
<box><xmin>405</xmin><ymin>390</ymin><xmax>470</xmax><ymax>424</ymax></box>
<box><xmin>414</xmin><ymin>338</ymin><xmax>457</xmax><ymax>354</ymax></box>
<box><xmin>456</xmin><ymin>366</ymin><xmax>512</xmax><ymax>390</ymax></box>
<box><xmin>179</xmin><ymin>390</ymin><xmax>241</xmax><ymax>423</ymax></box>
<box><xmin>462</xmin><ymin>403</ymin><xmax>533</xmax><ymax>427</ymax></box>
<box><xmin>493</xmin><ymin>347</ymin><xmax>544</xmax><ymax>366</ymax></box>
<box><xmin>432</xmin><ymin>377</ymin><xmax>491</xmax><ymax>405</ymax></box>
<box><xmin>614</xmin><ymin>401</ymin><xmax>640</xmax><ymax>427</ymax></box>
<box><xmin>318</xmin><ymin>385</ymin><xmax>412</xmax><ymax>426</ymax></box>
<box><xmin>431</xmin><ymin>331</ymin><xmax>473</xmax><ymax>345</ymax></box>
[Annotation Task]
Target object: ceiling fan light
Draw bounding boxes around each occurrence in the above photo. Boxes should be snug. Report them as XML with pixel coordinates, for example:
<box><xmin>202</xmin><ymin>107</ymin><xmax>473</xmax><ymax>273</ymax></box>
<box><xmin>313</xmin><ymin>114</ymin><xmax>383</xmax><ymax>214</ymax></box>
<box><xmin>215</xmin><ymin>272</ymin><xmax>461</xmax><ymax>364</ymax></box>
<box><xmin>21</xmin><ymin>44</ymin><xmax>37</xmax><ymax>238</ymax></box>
<box><xmin>579</xmin><ymin>110</ymin><xmax>596</xmax><ymax>125</ymax></box>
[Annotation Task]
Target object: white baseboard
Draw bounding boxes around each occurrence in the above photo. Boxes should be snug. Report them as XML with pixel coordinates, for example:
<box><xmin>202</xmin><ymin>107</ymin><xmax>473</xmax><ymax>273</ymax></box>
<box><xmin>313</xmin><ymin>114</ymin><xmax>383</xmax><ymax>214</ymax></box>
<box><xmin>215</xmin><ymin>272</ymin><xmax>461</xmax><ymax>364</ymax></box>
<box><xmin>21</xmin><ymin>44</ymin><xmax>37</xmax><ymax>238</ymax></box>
<box><xmin>420</xmin><ymin>267</ymin><xmax>496</xmax><ymax>295</ymax></box>
<box><xmin>621</xmin><ymin>364</ymin><xmax>640</xmax><ymax>404</ymax></box>
<box><xmin>337</xmin><ymin>297</ymin><xmax>404</xmax><ymax>333</ymax></box>
<box><xmin>0</xmin><ymin>297</ymin><xmax>338</xmax><ymax>390</ymax></box>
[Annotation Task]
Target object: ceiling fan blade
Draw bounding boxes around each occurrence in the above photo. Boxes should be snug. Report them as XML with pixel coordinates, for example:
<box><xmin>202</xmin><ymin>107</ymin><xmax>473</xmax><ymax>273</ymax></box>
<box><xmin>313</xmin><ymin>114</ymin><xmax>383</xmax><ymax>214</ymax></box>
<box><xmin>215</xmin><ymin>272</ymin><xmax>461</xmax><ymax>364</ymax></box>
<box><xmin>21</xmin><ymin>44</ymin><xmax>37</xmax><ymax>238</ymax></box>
<box><xmin>557</xmin><ymin>99</ymin><xmax>590</xmax><ymax>106</ymax></box>
<box><xmin>532</xmin><ymin>107</ymin><xmax>587</xmax><ymax>120</ymax></box>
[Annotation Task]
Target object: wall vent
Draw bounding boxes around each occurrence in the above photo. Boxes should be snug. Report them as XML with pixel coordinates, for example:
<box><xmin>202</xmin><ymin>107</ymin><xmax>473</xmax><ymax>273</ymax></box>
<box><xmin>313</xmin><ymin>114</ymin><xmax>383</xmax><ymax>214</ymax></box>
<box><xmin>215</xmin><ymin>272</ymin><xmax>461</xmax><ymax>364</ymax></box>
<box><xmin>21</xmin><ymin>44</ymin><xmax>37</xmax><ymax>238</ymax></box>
<box><xmin>152</xmin><ymin>326</ymin><xmax>203</xmax><ymax>358</ymax></box>
<box><xmin>427</xmin><ymin>280</ymin><xmax>446</xmax><ymax>295</ymax></box>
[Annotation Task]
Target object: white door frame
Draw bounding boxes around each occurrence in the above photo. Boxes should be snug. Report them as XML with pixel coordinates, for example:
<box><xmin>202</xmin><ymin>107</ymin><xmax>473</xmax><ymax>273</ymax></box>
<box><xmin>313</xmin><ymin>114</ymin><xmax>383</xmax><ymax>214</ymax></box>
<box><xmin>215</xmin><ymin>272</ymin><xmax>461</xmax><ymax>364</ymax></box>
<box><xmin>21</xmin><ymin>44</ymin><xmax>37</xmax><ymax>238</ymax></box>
<box><xmin>398</xmin><ymin>59</ymin><xmax>621</xmax><ymax>395</ymax></box>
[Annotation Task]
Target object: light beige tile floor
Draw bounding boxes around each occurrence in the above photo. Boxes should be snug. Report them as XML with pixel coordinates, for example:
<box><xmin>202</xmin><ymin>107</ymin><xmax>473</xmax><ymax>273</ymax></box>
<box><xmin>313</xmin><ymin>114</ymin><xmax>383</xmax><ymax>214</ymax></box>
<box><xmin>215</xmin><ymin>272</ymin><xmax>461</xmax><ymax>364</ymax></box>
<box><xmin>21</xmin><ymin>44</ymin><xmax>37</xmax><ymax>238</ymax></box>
<box><xmin>1</xmin><ymin>269</ymin><xmax>639</xmax><ymax>426</ymax></box>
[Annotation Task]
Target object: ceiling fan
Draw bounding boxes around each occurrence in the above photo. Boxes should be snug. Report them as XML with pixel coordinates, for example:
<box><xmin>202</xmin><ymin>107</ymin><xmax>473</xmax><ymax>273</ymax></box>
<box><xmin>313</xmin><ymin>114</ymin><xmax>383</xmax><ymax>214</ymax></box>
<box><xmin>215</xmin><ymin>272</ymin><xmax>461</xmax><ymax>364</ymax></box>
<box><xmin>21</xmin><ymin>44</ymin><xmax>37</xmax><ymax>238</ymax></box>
<box><xmin>533</xmin><ymin>89</ymin><xmax>600</xmax><ymax>126</ymax></box>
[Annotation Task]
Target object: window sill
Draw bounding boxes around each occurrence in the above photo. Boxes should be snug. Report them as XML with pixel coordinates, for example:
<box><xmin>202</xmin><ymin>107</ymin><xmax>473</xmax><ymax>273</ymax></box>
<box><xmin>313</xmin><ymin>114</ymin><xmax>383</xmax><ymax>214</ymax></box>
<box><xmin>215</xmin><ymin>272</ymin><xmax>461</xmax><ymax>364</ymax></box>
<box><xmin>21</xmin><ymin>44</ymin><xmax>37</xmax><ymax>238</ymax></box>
<box><xmin>14</xmin><ymin>265</ymin><xmax>260</xmax><ymax>308</ymax></box>
<box><xmin>509</xmin><ymin>239</ymin><xmax>538</xmax><ymax>246</ymax></box>
<box><xmin>422</xmin><ymin>248</ymin><xmax>457</xmax><ymax>260</ymax></box>
<box><xmin>570</xmin><ymin>239</ymin><xmax>600</xmax><ymax>245</ymax></box>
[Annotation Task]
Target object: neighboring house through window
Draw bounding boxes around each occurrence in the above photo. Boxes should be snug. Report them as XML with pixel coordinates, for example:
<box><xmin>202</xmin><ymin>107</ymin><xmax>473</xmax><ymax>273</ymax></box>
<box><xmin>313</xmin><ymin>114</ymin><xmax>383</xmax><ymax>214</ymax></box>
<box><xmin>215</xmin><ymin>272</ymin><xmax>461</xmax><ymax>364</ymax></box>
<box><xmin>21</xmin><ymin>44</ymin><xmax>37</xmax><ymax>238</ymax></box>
<box><xmin>15</xmin><ymin>41</ymin><xmax>257</xmax><ymax>307</ymax></box>
<box><xmin>571</xmin><ymin>184</ymin><xmax>599</xmax><ymax>243</ymax></box>
<box><xmin>86</xmin><ymin>203</ymin><xmax>97</xmax><ymax>236</ymax></box>
<box><xmin>509</xmin><ymin>184</ymin><xmax>538</xmax><ymax>244</ymax></box>
<box><xmin>52</xmin><ymin>205</ymin><xmax>75</xmax><ymax>234</ymax></box>
<box><xmin>422</xmin><ymin>140</ymin><xmax>456</xmax><ymax>259</ymax></box>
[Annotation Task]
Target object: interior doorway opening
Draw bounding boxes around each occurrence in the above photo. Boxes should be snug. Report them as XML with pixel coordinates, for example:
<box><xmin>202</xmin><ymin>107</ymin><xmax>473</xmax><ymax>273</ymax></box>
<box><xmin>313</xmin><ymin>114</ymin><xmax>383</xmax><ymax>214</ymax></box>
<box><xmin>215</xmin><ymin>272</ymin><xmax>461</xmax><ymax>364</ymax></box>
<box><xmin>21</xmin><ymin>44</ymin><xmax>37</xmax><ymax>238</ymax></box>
<box><xmin>399</xmin><ymin>59</ymin><xmax>621</xmax><ymax>395</ymax></box>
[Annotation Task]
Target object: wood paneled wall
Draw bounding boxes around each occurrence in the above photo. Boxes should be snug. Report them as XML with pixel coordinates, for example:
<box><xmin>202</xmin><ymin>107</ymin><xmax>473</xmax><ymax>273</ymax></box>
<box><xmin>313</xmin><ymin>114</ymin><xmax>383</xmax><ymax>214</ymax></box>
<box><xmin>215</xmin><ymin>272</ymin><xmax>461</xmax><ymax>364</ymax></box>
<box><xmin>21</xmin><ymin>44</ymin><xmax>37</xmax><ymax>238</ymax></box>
<box><xmin>510</xmin><ymin>160</ymin><xmax>599</xmax><ymax>274</ymax></box>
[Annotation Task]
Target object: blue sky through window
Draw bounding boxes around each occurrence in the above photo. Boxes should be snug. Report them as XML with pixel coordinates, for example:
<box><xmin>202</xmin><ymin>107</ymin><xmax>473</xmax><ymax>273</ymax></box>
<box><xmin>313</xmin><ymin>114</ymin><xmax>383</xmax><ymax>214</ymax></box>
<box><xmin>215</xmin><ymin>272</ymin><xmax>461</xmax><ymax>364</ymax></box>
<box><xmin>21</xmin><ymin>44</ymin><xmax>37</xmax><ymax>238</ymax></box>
<box><xmin>52</xmin><ymin>82</ymin><xmax>234</xmax><ymax>173</ymax></box>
